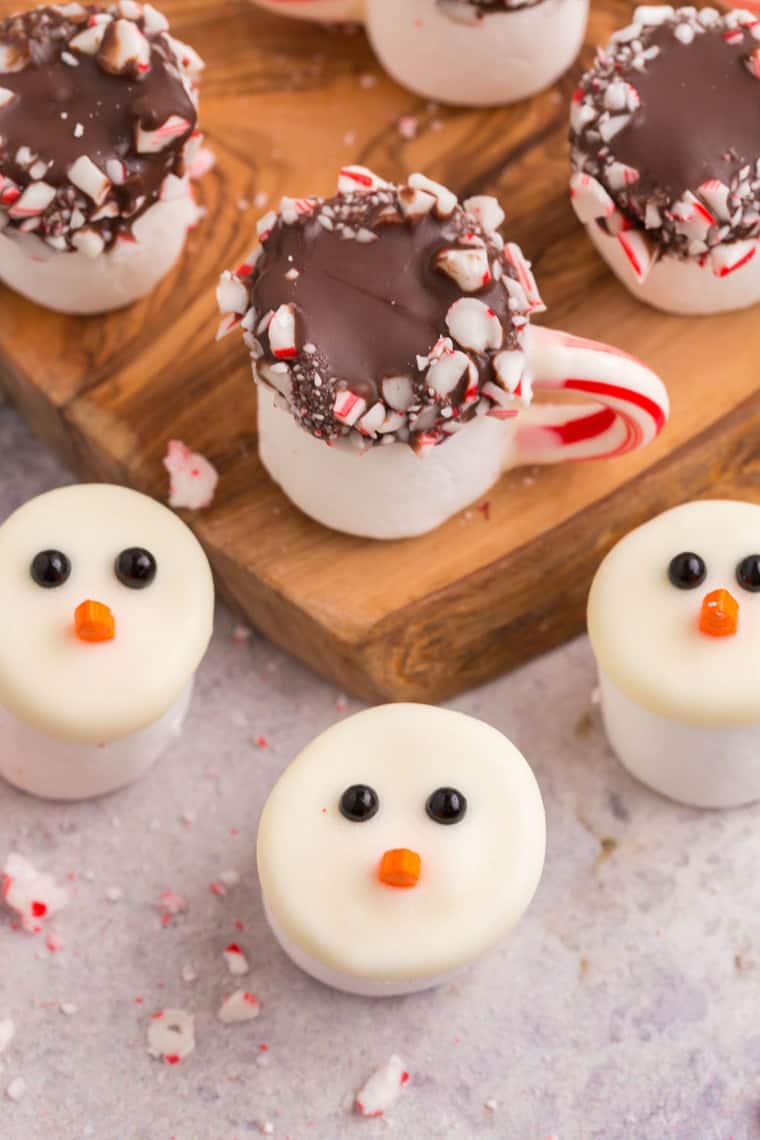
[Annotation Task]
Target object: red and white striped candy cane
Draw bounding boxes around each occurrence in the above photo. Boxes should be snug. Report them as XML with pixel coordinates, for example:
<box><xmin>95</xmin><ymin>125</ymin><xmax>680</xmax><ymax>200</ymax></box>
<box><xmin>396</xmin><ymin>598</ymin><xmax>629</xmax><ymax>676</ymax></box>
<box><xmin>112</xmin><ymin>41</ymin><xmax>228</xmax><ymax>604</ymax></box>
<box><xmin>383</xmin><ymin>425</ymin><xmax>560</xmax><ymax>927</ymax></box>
<box><xmin>513</xmin><ymin>325</ymin><xmax>669</xmax><ymax>465</ymax></box>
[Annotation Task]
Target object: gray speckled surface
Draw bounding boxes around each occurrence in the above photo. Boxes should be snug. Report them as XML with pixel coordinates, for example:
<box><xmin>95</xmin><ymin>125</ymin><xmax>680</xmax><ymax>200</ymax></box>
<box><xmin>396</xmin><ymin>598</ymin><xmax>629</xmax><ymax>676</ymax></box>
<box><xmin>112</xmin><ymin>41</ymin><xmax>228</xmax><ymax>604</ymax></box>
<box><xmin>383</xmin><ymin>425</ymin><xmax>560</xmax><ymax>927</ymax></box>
<box><xmin>0</xmin><ymin>396</ymin><xmax>758</xmax><ymax>1140</ymax></box>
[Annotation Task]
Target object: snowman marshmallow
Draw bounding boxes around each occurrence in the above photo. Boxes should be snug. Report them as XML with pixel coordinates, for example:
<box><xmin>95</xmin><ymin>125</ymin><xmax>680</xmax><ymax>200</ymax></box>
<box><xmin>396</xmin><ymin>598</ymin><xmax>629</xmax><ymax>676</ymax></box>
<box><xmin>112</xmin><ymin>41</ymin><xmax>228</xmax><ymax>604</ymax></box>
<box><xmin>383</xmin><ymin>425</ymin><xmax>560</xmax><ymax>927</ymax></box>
<box><xmin>588</xmin><ymin>500</ymin><xmax>760</xmax><ymax>809</ymax></box>
<box><xmin>256</xmin><ymin>703</ymin><xmax>546</xmax><ymax>996</ymax></box>
<box><xmin>0</xmin><ymin>484</ymin><xmax>214</xmax><ymax>800</ymax></box>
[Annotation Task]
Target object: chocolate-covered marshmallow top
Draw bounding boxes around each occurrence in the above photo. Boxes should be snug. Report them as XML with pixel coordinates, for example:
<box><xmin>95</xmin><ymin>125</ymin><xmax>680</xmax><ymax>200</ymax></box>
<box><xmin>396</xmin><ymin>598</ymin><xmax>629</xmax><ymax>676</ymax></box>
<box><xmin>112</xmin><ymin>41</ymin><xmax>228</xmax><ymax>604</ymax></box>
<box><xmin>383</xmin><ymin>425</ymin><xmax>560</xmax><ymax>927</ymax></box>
<box><xmin>437</xmin><ymin>0</ymin><xmax>548</xmax><ymax>19</ymax></box>
<box><xmin>570</xmin><ymin>7</ymin><xmax>760</xmax><ymax>260</ymax></box>
<box><xmin>0</xmin><ymin>3</ymin><xmax>202</xmax><ymax>254</ymax></box>
<box><xmin>217</xmin><ymin>167</ymin><xmax>544</xmax><ymax>453</ymax></box>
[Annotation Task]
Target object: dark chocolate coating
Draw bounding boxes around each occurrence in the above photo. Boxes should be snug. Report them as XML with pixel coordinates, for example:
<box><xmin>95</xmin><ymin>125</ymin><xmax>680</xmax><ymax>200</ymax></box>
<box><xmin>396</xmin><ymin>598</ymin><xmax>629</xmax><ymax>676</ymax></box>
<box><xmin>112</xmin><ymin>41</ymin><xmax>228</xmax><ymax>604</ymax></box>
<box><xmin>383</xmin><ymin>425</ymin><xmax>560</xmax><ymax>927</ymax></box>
<box><xmin>0</xmin><ymin>6</ymin><xmax>196</xmax><ymax>246</ymax></box>
<box><xmin>253</xmin><ymin>203</ymin><xmax>511</xmax><ymax>402</ymax></box>
<box><xmin>612</xmin><ymin>25</ymin><xmax>760</xmax><ymax>202</ymax></box>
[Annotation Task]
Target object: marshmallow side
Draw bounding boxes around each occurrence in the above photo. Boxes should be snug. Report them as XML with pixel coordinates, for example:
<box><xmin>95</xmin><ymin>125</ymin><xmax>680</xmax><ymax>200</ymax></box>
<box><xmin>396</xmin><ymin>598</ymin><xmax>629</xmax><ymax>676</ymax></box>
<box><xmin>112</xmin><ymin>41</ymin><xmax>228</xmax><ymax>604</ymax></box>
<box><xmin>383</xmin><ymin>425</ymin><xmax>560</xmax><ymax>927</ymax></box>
<box><xmin>0</xmin><ymin>680</ymin><xmax>192</xmax><ymax>800</ymax></box>
<box><xmin>585</xmin><ymin>221</ymin><xmax>760</xmax><ymax>314</ymax></box>
<box><xmin>257</xmin><ymin>386</ymin><xmax>517</xmax><ymax>538</ymax></box>
<box><xmin>0</xmin><ymin>189</ymin><xmax>196</xmax><ymax>314</ymax></box>
<box><xmin>366</xmin><ymin>0</ymin><xmax>588</xmax><ymax>106</ymax></box>
<box><xmin>598</xmin><ymin>670</ymin><xmax>760</xmax><ymax>809</ymax></box>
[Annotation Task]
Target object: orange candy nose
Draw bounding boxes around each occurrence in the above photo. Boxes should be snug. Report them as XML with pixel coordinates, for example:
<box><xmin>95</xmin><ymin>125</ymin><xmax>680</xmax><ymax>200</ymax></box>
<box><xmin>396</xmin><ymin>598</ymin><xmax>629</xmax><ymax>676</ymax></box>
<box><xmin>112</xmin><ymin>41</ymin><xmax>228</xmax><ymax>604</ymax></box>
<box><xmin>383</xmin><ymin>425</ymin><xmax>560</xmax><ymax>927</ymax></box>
<box><xmin>699</xmin><ymin>589</ymin><xmax>739</xmax><ymax>638</ymax></box>
<box><xmin>378</xmin><ymin>848</ymin><xmax>421</xmax><ymax>889</ymax></box>
<box><xmin>74</xmin><ymin>599</ymin><xmax>115</xmax><ymax>643</ymax></box>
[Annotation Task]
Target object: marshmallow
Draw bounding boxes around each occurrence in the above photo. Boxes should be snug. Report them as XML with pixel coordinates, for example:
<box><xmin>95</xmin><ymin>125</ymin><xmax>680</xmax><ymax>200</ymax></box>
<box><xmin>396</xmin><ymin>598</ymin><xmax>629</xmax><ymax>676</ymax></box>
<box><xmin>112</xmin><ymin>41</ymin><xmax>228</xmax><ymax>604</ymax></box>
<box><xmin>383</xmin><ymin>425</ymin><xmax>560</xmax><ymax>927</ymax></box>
<box><xmin>365</xmin><ymin>0</ymin><xmax>588</xmax><ymax>106</ymax></box>
<box><xmin>0</xmin><ymin>484</ymin><xmax>214</xmax><ymax>800</ymax></box>
<box><xmin>257</xmin><ymin>704</ymin><xmax>546</xmax><ymax>996</ymax></box>
<box><xmin>588</xmin><ymin>501</ymin><xmax>760</xmax><ymax>808</ymax></box>
<box><xmin>570</xmin><ymin>8</ymin><xmax>760</xmax><ymax>314</ymax></box>
<box><xmin>219</xmin><ymin>168</ymin><xmax>669</xmax><ymax>538</ymax></box>
<box><xmin>0</xmin><ymin>190</ymin><xmax>197</xmax><ymax>315</ymax></box>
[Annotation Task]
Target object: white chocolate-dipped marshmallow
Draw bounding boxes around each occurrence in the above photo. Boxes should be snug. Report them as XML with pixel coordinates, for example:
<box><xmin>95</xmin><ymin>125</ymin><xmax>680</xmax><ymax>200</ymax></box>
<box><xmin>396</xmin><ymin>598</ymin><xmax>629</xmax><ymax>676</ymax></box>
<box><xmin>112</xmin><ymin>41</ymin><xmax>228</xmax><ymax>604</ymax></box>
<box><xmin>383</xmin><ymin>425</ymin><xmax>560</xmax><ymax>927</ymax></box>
<box><xmin>219</xmin><ymin>167</ymin><xmax>669</xmax><ymax>539</ymax></box>
<box><xmin>0</xmin><ymin>4</ymin><xmax>204</xmax><ymax>315</ymax></box>
<box><xmin>0</xmin><ymin>484</ymin><xmax>214</xmax><ymax>799</ymax></box>
<box><xmin>366</xmin><ymin>0</ymin><xmax>588</xmax><ymax>107</ymax></box>
<box><xmin>588</xmin><ymin>500</ymin><xmax>760</xmax><ymax>808</ymax></box>
<box><xmin>570</xmin><ymin>7</ymin><xmax>760</xmax><ymax>315</ymax></box>
<box><xmin>257</xmin><ymin>704</ymin><xmax>546</xmax><ymax>996</ymax></box>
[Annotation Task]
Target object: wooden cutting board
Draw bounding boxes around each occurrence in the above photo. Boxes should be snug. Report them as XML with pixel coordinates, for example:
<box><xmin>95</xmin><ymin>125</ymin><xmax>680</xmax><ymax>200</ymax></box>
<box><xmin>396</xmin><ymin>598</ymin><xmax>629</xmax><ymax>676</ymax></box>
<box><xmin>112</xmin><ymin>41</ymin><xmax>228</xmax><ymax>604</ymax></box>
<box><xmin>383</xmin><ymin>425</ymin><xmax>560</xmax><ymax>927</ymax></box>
<box><xmin>1</xmin><ymin>0</ymin><xmax>759</xmax><ymax>703</ymax></box>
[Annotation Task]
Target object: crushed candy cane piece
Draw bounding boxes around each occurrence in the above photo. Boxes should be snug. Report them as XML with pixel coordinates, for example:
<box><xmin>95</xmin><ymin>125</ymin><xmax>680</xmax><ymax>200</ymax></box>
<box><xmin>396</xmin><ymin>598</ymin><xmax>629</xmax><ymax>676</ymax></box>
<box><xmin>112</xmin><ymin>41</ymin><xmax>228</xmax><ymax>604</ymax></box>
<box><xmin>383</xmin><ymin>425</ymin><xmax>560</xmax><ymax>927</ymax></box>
<box><xmin>355</xmin><ymin>1055</ymin><xmax>409</xmax><ymax>1117</ymax></box>
<box><xmin>463</xmin><ymin>195</ymin><xmax>505</xmax><ymax>233</ymax></box>
<box><xmin>434</xmin><ymin>246</ymin><xmax>491</xmax><ymax>292</ymax></box>
<box><xmin>0</xmin><ymin>1019</ymin><xmax>15</xmax><ymax>1053</ymax></box>
<box><xmin>2</xmin><ymin>853</ymin><xmax>68</xmax><ymax>933</ymax></box>
<box><xmin>147</xmin><ymin>1009</ymin><xmax>195</xmax><ymax>1063</ymax></box>
<box><xmin>163</xmin><ymin>439</ymin><xmax>218</xmax><ymax>510</ymax></box>
<box><xmin>618</xmin><ymin>228</ymin><xmax>658</xmax><ymax>283</ymax></box>
<box><xmin>710</xmin><ymin>239</ymin><xmax>757</xmax><ymax>277</ymax></box>
<box><xmin>445</xmin><ymin>298</ymin><xmax>503</xmax><ymax>353</ymax></box>
<box><xmin>337</xmin><ymin>166</ymin><xmax>387</xmax><ymax>194</ymax></box>
<box><xmin>223</xmin><ymin>943</ymin><xmax>250</xmax><ymax>976</ymax></box>
<box><xmin>218</xmin><ymin>989</ymin><xmax>260</xmax><ymax>1023</ymax></box>
<box><xmin>6</xmin><ymin>1077</ymin><xmax>26</xmax><ymax>1102</ymax></box>
<box><xmin>408</xmin><ymin>172</ymin><xmax>457</xmax><ymax>217</ymax></box>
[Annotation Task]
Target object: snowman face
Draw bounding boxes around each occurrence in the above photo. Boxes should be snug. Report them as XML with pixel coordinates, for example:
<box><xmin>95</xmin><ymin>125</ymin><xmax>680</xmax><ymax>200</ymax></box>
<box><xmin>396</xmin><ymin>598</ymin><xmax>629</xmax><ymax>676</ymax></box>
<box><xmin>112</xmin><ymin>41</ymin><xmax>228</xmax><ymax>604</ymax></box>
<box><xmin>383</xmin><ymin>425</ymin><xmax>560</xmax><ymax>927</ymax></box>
<box><xmin>0</xmin><ymin>484</ymin><xmax>214</xmax><ymax>744</ymax></box>
<box><xmin>588</xmin><ymin>500</ymin><xmax>760</xmax><ymax>726</ymax></box>
<box><xmin>250</xmin><ymin>0</ymin><xmax>365</xmax><ymax>22</ymax></box>
<box><xmin>257</xmin><ymin>704</ymin><xmax>545</xmax><ymax>986</ymax></box>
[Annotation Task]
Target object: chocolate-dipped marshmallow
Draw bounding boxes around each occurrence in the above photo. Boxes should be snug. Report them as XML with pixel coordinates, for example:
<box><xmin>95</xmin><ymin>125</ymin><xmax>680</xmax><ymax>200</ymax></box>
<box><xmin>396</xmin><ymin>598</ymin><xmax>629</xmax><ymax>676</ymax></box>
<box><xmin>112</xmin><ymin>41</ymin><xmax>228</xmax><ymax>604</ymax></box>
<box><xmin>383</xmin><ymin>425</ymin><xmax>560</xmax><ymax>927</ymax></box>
<box><xmin>0</xmin><ymin>484</ymin><xmax>214</xmax><ymax>800</ymax></box>
<box><xmin>570</xmin><ymin>6</ymin><xmax>760</xmax><ymax>314</ymax></box>
<box><xmin>0</xmin><ymin>3</ymin><xmax>204</xmax><ymax>314</ymax></box>
<box><xmin>257</xmin><ymin>704</ymin><xmax>546</xmax><ymax>996</ymax></box>
<box><xmin>218</xmin><ymin>168</ymin><xmax>669</xmax><ymax>539</ymax></box>
<box><xmin>589</xmin><ymin>501</ymin><xmax>760</xmax><ymax>808</ymax></box>
<box><xmin>366</xmin><ymin>0</ymin><xmax>588</xmax><ymax>106</ymax></box>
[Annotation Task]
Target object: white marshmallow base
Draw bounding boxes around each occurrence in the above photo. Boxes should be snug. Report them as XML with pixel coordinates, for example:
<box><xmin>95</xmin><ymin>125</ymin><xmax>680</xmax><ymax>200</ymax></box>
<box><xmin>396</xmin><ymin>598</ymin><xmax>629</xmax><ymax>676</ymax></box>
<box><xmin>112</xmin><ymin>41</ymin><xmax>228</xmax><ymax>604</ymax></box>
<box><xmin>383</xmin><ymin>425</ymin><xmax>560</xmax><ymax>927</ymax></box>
<box><xmin>0</xmin><ymin>190</ymin><xmax>197</xmax><ymax>316</ymax></box>
<box><xmin>258</xmin><ymin>386</ymin><xmax>517</xmax><ymax>539</ymax></box>
<box><xmin>586</xmin><ymin>222</ymin><xmax>760</xmax><ymax>316</ymax></box>
<box><xmin>598</xmin><ymin>671</ymin><xmax>760</xmax><ymax>809</ymax></box>
<box><xmin>366</xmin><ymin>0</ymin><xmax>588</xmax><ymax>107</ymax></box>
<box><xmin>265</xmin><ymin>902</ymin><xmax>465</xmax><ymax>996</ymax></box>
<box><xmin>0</xmin><ymin>681</ymin><xmax>193</xmax><ymax>801</ymax></box>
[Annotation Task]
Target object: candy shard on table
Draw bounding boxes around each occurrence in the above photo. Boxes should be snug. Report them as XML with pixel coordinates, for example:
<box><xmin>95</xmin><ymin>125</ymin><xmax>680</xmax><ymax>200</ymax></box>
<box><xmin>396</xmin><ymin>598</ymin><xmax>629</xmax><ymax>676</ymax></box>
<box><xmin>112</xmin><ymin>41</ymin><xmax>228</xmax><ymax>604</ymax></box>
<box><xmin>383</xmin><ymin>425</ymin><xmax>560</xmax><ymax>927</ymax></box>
<box><xmin>355</xmin><ymin>1055</ymin><xmax>409</xmax><ymax>1117</ymax></box>
<box><xmin>0</xmin><ymin>484</ymin><xmax>214</xmax><ymax>800</ymax></box>
<box><xmin>163</xmin><ymin>439</ymin><xmax>219</xmax><ymax>511</ymax></box>
<box><xmin>588</xmin><ymin>499</ymin><xmax>760</xmax><ymax>808</ymax></box>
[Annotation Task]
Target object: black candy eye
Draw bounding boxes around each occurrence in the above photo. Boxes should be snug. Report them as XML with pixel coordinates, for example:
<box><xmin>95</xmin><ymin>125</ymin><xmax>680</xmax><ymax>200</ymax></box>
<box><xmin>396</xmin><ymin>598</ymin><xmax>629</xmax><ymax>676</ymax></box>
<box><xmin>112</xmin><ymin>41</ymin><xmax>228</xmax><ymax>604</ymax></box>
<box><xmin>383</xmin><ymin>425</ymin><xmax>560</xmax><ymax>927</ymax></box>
<box><xmin>668</xmin><ymin>552</ymin><xmax>706</xmax><ymax>590</ymax></box>
<box><xmin>339</xmin><ymin>784</ymin><xmax>379</xmax><ymax>822</ymax></box>
<box><xmin>737</xmin><ymin>555</ymin><xmax>760</xmax><ymax>593</ymax></box>
<box><xmin>426</xmin><ymin>787</ymin><xmax>467</xmax><ymax>825</ymax></box>
<box><xmin>115</xmin><ymin>547</ymin><xmax>157</xmax><ymax>590</ymax></box>
<box><xmin>30</xmin><ymin>550</ymin><xmax>71</xmax><ymax>589</ymax></box>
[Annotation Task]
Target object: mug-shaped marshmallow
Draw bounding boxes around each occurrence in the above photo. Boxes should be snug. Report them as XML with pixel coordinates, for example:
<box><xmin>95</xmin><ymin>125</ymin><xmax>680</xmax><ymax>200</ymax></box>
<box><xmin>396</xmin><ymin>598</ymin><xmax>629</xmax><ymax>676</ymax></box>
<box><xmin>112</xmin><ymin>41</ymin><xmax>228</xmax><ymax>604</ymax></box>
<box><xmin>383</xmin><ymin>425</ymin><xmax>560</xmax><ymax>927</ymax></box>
<box><xmin>570</xmin><ymin>7</ymin><xmax>760</xmax><ymax>315</ymax></box>
<box><xmin>249</xmin><ymin>0</ymin><xmax>364</xmax><ymax>19</ymax></box>
<box><xmin>218</xmin><ymin>167</ymin><xmax>669</xmax><ymax>539</ymax></box>
<box><xmin>365</xmin><ymin>0</ymin><xmax>588</xmax><ymax>107</ymax></box>
<box><xmin>257</xmin><ymin>704</ymin><xmax>546</xmax><ymax>995</ymax></box>
<box><xmin>0</xmin><ymin>484</ymin><xmax>214</xmax><ymax>799</ymax></box>
<box><xmin>588</xmin><ymin>501</ymin><xmax>760</xmax><ymax>808</ymax></box>
<box><xmin>0</xmin><ymin>4</ymin><xmax>204</xmax><ymax>315</ymax></box>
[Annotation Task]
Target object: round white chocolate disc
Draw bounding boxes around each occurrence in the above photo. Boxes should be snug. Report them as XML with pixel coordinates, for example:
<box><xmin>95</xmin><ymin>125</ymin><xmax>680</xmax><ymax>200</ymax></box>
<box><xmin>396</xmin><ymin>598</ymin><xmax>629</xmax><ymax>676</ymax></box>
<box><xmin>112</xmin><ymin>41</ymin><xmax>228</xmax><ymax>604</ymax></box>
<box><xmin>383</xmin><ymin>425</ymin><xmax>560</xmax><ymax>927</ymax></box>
<box><xmin>257</xmin><ymin>703</ymin><xmax>546</xmax><ymax>988</ymax></box>
<box><xmin>0</xmin><ymin>484</ymin><xmax>214</xmax><ymax>743</ymax></box>
<box><xmin>588</xmin><ymin>500</ymin><xmax>760</xmax><ymax>726</ymax></box>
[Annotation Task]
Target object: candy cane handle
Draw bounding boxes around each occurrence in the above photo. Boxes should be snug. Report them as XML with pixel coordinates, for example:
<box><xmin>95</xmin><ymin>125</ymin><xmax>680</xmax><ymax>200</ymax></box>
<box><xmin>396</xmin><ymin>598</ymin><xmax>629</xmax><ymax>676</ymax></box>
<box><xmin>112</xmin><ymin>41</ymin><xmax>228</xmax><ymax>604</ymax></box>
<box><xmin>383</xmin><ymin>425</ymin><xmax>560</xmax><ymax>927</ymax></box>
<box><xmin>513</xmin><ymin>325</ymin><xmax>669</xmax><ymax>466</ymax></box>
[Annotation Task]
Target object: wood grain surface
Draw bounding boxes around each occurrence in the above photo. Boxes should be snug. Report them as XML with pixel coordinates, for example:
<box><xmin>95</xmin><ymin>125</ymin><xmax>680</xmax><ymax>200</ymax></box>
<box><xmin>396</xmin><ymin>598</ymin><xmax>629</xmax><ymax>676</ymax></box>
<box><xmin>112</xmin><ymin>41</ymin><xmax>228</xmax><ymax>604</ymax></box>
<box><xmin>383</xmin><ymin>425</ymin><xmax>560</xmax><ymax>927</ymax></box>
<box><xmin>1</xmin><ymin>0</ymin><xmax>759</xmax><ymax>701</ymax></box>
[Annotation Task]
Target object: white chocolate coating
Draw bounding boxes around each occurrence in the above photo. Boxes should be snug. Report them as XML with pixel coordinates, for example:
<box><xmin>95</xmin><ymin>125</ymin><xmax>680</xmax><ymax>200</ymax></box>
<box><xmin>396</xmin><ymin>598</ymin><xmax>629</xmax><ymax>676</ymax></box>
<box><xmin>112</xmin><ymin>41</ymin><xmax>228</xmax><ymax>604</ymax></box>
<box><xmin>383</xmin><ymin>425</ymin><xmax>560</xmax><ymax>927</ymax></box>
<box><xmin>256</xmin><ymin>704</ymin><xmax>546</xmax><ymax>995</ymax></box>
<box><xmin>0</xmin><ymin>484</ymin><xmax>214</xmax><ymax>745</ymax></box>
<box><xmin>588</xmin><ymin>501</ymin><xmax>760</xmax><ymax>727</ymax></box>
<box><xmin>250</xmin><ymin>0</ymin><xmax>364</xmax><ymax>19</ymax></box>
<box><xmin>598</xmin><ymin>671</ymin><xmax>760</xmax><ymax>809</ymax></box>
<box><xmin>0</xmin><ymin>682</ymin><xmax>192</xmax><ymax>801</ymax></box>
<box><xmin>586</xmin><ymin>222</ymin><xmax>760</xmax><ymax>315</ymax></box>
<box><xmin>365</xmin><ymin>0</ymin><xmax>588</xmax><ymax>107</ymax></box>
<box><xmin>0</xmin><ymin>190</ymin><xmax>196</xmax><ymax>316</ymax></box>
